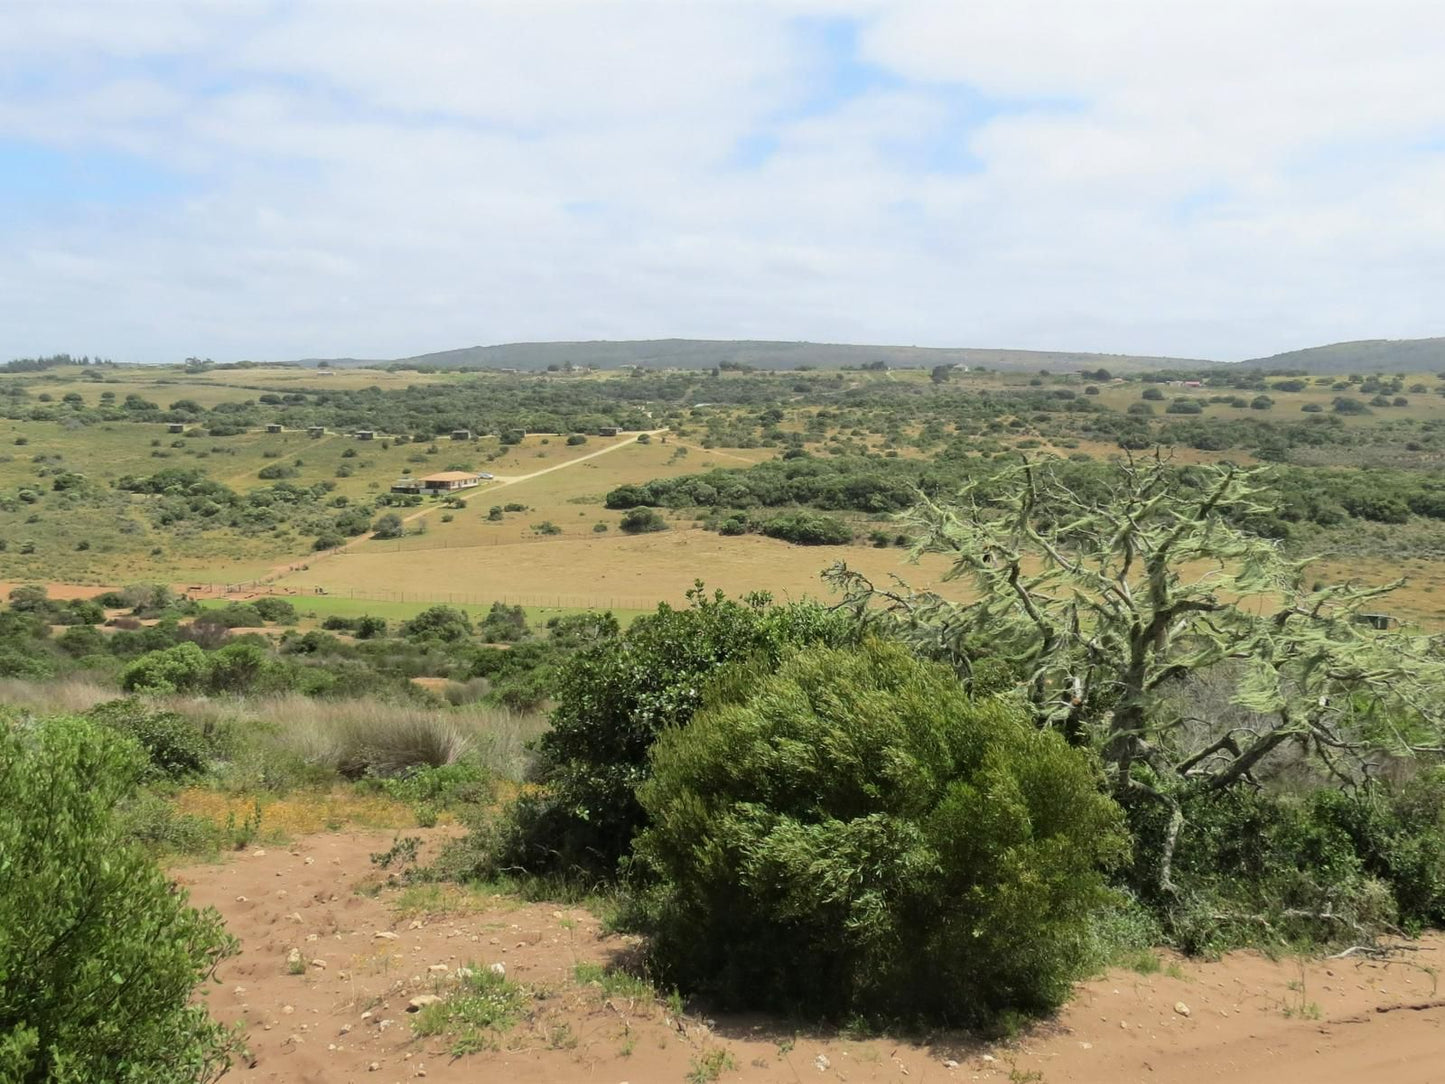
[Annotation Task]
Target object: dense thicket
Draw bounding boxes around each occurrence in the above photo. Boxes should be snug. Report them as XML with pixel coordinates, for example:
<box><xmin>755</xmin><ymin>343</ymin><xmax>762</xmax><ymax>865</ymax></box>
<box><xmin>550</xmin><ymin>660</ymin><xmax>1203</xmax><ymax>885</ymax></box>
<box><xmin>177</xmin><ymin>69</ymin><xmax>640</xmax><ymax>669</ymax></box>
<box><xmin>606</xmin><ymin>450</ymin><xmax>1445</xmax><ymax>541</ymax></box>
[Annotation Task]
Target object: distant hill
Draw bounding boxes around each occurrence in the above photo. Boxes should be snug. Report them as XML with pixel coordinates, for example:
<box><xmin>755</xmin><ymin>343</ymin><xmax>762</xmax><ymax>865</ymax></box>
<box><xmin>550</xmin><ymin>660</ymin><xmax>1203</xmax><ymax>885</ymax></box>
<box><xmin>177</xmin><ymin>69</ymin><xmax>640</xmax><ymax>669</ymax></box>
<box><xmin>282</xmin><ymin>335</ymin><xmax>1445</xmax><ymax>375</ymax></box>
<box><xmin>300</xmin><ymin>338</ymin><xmax>1209</xmax><ymax>374</ymax></box>
<box><xmin>1240</xmin><ymin>338</ymin><xmax>1445</xmax><ymax>374</ymax></box>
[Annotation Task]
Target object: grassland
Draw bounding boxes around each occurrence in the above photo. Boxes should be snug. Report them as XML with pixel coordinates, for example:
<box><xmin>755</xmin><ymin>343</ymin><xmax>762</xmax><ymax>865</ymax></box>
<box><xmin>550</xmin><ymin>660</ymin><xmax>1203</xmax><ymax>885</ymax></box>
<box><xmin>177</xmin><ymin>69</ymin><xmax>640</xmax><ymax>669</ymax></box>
<box><xmin>3</xmin><ymin>361</ymin><xmax>1445</xmax><ymax>625</ymax></box>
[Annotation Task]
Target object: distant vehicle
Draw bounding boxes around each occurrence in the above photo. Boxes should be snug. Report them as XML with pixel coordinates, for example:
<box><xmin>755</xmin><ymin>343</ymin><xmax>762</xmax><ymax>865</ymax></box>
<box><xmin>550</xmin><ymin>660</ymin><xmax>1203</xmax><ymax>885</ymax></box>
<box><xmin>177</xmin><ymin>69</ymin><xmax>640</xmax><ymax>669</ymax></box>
<box><xmin>478</xmin><ymin>472</ymin><xmax>494</xmax><ymax>480</ymax></box>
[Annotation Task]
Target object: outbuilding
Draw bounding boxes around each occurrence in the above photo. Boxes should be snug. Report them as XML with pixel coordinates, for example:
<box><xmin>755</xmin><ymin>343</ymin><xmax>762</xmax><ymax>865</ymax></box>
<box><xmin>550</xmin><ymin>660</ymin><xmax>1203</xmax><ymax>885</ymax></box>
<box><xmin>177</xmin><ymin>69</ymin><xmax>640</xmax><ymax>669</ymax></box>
<box><xmin>420</xmin><ymin>471</ymin><xmax>481</xmax><ymax>492</ymax></box>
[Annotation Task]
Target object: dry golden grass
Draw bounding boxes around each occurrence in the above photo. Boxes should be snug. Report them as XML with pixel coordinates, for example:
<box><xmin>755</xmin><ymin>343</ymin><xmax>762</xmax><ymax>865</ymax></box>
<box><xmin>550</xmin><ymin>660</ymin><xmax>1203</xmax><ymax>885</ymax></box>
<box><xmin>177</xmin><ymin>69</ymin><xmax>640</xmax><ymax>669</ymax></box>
<box><xmin>0</xmin><ymin>676</ymin><xmax>118</xmax><ymax>714</ymax></box>
<box><xmin>172</xmin><ymin>785</ymin><xmax>414</xmax><ymax>837</ymax></box>
<box><xmin>166</xmin><ymin>693</ymin><xmax>546</xmax><ymax>781</ymax></box>
<box><xmin>273</xmin><ymin>527</ymin><xmax>969</xmax><ymax>610</ymax></box>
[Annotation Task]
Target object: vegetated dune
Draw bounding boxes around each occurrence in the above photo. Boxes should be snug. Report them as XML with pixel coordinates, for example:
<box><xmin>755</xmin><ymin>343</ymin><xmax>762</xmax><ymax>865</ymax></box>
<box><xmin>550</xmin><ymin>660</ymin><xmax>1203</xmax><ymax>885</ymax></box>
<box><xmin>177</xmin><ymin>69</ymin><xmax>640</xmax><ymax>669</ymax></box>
<box><xmin>183</xmin><ymin>828</ymin><xmax>1445</xmax><ymax>1084</ymax></box>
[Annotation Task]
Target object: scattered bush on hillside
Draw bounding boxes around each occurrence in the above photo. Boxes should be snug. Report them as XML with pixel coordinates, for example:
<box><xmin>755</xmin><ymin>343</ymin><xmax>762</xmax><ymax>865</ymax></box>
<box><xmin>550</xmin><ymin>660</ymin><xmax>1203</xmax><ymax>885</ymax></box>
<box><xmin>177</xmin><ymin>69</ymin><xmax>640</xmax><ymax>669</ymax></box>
<box><xmin>401</xmin><ymin>605</ymin><xmax>473</xmax><ymax>643</ymax></box>
<box><xmin>0</xmin><ymin>716</ymin><xmax>238</xmax><ymax>1082</ymax></box>
<box><xmin>619</xmin><ymin>507</ymin><xmax>667</xmax><ymax>534</ymax></box>
<box><xmin>372</xmin><ymin>511</ymin><xmax>405</xmax><ymax>539</ymax></box>
<box><xmin>760</xmin><ymin>511</ymin><xmax>853</xmax><ymax>545</ymax></box>
<box><xmin>632</xmin><ymin>641</ymin><xmax>1126</xmax><ymax>1025</ymax></box>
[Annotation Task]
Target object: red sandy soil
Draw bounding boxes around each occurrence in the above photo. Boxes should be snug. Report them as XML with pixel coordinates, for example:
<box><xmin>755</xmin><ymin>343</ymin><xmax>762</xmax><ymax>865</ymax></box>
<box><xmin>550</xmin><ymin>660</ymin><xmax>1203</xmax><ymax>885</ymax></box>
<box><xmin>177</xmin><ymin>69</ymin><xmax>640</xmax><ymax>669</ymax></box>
<box><xmin>179</xmin><ymin>830</ymin><xmax>1445</xmax><ymax>1084</ymax></box>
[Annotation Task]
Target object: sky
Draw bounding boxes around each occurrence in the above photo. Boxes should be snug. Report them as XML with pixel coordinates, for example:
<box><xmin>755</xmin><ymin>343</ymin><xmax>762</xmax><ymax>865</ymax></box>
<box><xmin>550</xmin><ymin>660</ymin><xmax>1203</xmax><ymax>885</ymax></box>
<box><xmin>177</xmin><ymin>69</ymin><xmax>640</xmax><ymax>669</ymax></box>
<box><xmin>3</xmin><ymin>1</ymin><xmax>1445</xmax><ymax>364</ymax></box>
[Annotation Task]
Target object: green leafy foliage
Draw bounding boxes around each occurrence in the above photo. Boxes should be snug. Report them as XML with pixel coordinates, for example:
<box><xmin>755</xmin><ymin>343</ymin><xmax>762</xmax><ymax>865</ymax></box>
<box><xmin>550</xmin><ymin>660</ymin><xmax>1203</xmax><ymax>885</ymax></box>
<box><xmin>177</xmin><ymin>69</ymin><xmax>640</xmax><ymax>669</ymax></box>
<box><xmin>86</xmin><ymin>699</ymin><xmax>212</xmax><ymax>781</ymax></box>
<box><xmin>0</xmin><ymin>716</ymin><xmax>238</xmax><ymax>1082</ymax></box>
<box><xmin>632</xmin><ymin>641</ymin><xmax>1127</xmax><ymax>1026</ymax></box>
<box><xmin>618</xmin><ymin>507</ymin><xmax>667</xmax><ymax>534</ymax></box>
<box><xmin>475</xmin><ymin>587</ymin><xmax>857</xmax><ymax>881</ymax></box>
<box><xmin>120</xmin><ymin>641</ymin><xmax>212</xmax><ymax>694</ymax></box>
<box><xmin>1123</xmin><ymin>770</ymin><xmax>1445</xmax><ymax>952</ymax></box>
<box><xmin>401</xmin><ymin>605</ymin><xmax>474</xmax><ymax>643</ymax></box>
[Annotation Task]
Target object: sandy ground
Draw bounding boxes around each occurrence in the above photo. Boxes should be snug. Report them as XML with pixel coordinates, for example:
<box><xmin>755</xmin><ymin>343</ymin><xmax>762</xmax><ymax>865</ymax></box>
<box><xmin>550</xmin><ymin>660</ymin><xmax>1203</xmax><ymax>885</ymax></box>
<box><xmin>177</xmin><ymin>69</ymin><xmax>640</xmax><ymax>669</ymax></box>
<box><xmin>177</xmin><ymin>829</ymin><xmax>1445</xmax><ymax>1084</ymax></box>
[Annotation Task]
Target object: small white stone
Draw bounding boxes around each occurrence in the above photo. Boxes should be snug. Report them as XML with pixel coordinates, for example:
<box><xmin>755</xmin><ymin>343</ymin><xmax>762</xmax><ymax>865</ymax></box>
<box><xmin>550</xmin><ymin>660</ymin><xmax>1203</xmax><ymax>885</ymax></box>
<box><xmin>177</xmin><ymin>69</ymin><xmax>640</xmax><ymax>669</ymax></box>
<box><xmin>1173</xmin><ymin>1001</ymin><xmax>1191</xmax><ymax>1017</ymax></box>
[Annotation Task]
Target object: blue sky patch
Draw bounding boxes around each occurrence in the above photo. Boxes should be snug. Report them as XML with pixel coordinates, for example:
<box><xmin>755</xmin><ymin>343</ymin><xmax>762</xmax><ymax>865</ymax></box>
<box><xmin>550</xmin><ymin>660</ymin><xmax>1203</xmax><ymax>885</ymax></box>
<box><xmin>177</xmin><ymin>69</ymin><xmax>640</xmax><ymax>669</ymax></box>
<box><xmin>0</xmin><ymin>140</ymin><xmax>192</xmax><ymax>210</ymax></box>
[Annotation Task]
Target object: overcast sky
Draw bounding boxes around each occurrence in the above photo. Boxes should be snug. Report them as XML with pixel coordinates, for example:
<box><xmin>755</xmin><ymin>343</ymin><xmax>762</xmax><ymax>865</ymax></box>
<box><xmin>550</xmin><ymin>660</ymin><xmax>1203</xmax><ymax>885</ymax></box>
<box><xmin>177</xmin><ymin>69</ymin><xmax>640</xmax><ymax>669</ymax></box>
<box><xmin>3</xmin><ymin>1</ymin><xmax>1444</xmax><ymax>363</ymax></box>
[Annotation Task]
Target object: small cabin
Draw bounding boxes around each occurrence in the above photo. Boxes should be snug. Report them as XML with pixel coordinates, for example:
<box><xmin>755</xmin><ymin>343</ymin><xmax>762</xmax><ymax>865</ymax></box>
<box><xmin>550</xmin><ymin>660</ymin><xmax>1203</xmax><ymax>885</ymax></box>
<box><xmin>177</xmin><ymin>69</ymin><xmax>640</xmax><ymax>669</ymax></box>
<box><xmin>265</xmin><ymin>423</ymin><xmax>283</xmax><ymax>434</ymax></box>
<box><xmin>597</xmin><ymin>426</ymin><xmax>621</xmax><ymax>437</ymax></box>
<box><xmin>355</xmin><ymin>429</ymin><xmax>375</xmax><ymax>441</ymax></box>
<box><xmin>167</xmin><ymin>422</ymin><xmax>185</xmax><ymax>434</ymax></box>
<box><xmin>420</xmin><ymin>471</ymin><xmax>481</xmax><ymax>492</ymax></box>
<box><xmin>451</xmin><ymin>429</ymin><xmax>472</xmax><ymax>440</ymax></box>
<box><xmin>307</xmin><ymin>426</ymin><xmax>325</xmax><ymax>438</ymax></box>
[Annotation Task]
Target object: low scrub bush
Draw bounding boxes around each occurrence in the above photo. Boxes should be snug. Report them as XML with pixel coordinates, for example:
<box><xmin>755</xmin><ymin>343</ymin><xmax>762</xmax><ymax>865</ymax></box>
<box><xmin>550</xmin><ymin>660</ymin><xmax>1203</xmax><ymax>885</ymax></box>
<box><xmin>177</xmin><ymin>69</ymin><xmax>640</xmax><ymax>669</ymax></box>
<box><xmin>760</xmin><ymin>511</ymin><xmax>852</xmax><ymax>545</ymax></box>
<box><xmin>0</xmin><ymin>716</ymin><xmax>238</xmax><ymax>1081</ymax></box>
<box><xmin>86</xmin><ymin>698</ymin><xmax>212</xmax><ymax>781</ymax></box>
<box><xmin>619</xmin><ymin>507</ymin><xmax>667</xmax><ymax>534</ymax></box>
<box><xmin>631</xmin><ymin>641</ymin><xmax>1126</xmax><ymax>1026</ymax></box>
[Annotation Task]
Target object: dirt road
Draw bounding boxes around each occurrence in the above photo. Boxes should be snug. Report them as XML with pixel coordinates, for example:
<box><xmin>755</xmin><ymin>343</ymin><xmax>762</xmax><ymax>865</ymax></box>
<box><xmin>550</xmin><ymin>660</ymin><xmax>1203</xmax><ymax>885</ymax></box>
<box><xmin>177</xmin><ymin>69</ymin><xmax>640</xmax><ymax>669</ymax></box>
<box><xmin>179</xmin><ymin>828</ymin><xmax>1445</xmax><ymax>1084</ymax></box>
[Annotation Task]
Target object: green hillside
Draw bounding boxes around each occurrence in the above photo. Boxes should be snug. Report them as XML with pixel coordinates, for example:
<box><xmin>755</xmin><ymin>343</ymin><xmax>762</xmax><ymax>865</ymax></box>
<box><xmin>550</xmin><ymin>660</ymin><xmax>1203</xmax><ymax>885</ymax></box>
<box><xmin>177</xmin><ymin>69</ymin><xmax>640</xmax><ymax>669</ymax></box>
<box><xmin>1242</xmin><ymin>337</ymin><xmax>1445</xmax><ymax>373</ymax></box>
<box><xmin>304</xmin><ymin>337</ymin><xmax>1209</xmax><ymax>373</ymax></box>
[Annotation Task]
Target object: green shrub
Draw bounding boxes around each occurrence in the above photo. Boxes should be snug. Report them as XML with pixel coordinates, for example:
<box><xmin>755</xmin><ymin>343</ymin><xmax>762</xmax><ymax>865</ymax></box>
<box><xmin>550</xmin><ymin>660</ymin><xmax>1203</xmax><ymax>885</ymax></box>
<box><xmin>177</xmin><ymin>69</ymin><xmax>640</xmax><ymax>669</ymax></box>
<box><xmin>401</xmin><ymin>605</ymin><xmax>473</xmax><ymax>643</ymax></box>
<box><xmin>120</xmin><ymin>642</ymin><xmax>211</xmax><ymax>694</ymax></box>
<box><xmin>372</xmin><ymin>512</ymin><xmax>405</xmax><ymax>539</ymax></box>
<box><xmin>86</xmin><ymin>699</ymin><xmax>212</xmax><ymax>781</ymax></box>
<box><xmin>477</xmin><ymin>602</ymin><xmax>530</xmax><ymax>643</ymax></box>
<box><xmin>1122</xmin><ymin>785</ymin><xmax>1412</xmax><ymax>954</ymax></box>
<box><xmin>473</xmin><ymin>588</ymin><xmax>858</xmax><ymax>882</ymax></box>
<box><xmin>355</xmin><ymin>614</ymin><xmax>388</xmax><ymax>639</ymax></box>
<box><xmin>760</xmin><ymin>511</ymin><xmax>852</xmax><ymax>545</ymax></box>
<box><xmin>0</xmin><ymin>716</ymin><xmax>238</xmax><ymax>1081</ymax></box>
<box><xmin>619</xmin><ymin>507</ymin><xmax>667</xmax><ymax>534</ymax></box>
<box><xmin>632</xmin><ymin>641</ymin><xmax>1126</xmax><ymax>1026</ymax></box>
<box><xmin>252</xmin><ymin>597</ymin><xmax>298</xmax><ymax>624</ymax></box>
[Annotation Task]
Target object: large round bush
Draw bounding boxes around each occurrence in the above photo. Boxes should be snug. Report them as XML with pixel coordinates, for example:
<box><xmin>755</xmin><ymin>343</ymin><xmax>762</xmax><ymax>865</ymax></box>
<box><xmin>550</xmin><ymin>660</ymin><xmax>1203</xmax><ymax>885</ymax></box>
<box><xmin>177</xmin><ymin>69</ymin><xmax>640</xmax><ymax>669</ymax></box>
<box><xmin>632</xmin><ymin>641</ymin><xmax>1126</xmax><ymax>1026</ymax></box>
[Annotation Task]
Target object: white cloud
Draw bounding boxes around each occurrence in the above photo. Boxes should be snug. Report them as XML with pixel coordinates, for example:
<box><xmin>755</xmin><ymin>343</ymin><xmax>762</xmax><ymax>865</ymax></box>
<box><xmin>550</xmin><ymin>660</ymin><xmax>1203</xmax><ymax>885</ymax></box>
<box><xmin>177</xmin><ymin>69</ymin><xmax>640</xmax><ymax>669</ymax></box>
<box><xmin>1</xmin><ymin>0</ymin><xmax>1444</xmax><ymax>361</ymax></box>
